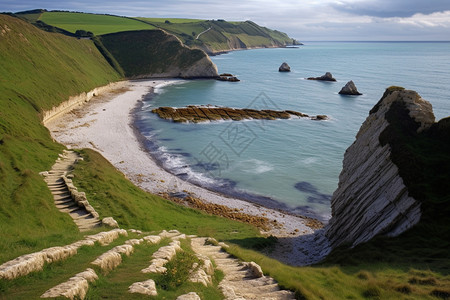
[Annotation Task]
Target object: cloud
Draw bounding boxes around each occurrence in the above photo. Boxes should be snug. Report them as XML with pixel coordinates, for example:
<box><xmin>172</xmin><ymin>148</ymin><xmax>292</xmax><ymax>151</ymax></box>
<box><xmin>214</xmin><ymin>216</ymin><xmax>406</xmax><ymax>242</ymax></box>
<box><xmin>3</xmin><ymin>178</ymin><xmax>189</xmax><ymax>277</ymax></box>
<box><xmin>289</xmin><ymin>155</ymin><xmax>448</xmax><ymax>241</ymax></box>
<box><xmin>0</xmin><ymin>0</ymin><xmax>449</xmax><ymax>41</ymax></box>
<box><xmin>332</xmin><ymin>0</ymin><xmax>450</xmax><ymax>18</ymax></box>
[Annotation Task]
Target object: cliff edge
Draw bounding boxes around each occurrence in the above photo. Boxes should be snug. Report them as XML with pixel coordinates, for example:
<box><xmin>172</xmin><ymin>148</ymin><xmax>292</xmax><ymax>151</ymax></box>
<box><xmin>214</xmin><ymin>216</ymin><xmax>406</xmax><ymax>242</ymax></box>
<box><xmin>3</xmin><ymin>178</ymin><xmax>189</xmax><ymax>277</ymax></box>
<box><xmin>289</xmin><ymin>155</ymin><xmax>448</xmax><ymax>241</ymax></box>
<box><xmin>98</xmin><ymin>30</ymin><xmax>218</xmax><ymax>79</ymax></box>
<box><xmin>325</xmin><ymin>87</ymin><xmax>435</xmax><ymax>249</ymax></box>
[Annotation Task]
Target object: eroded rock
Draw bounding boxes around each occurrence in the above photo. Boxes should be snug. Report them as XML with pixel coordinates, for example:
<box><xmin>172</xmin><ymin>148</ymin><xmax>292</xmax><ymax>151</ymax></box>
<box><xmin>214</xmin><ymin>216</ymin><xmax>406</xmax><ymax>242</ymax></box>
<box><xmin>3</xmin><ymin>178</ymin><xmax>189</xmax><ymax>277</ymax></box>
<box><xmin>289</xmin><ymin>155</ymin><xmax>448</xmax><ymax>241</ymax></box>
<box><xmin>176</xmin><ymin>292</ymin><xmax>201</xmax><ymax>300</ymax></box>
<box><xmin>41</xmin><ymin>268</ymin><xmax>97</xmax><ymax>299</ymax></box>
<box><xmin>152</xmin><ymin>106</ymin><xmax>326</xmax><ymax>123</ymax></box>
<box><xmin>278</xmin><ymin>62</ymin><xmax>291</xmax><ymax>72</ymax></box>
<box><xmin>339</xmin><ymin>80</ymin><xmax>362</xmax><ymax>95</ymax></box>
<box><xmin>129</xmin><ymin>279</ymin><xmax>157</xmax><ymax>296</ymax></box>
<box><xmin>307</xmin><ymin>72</ymin><xmax>336</xmax><ymax>81</ymax></box>
<box><xmin>91</xmin><ymin>244</ymin><xmax>133</xmax><ymax>272</ymax></box>
<box><xmin>324</xmin><ymin>88</ymin><xmax>433</xmax><ymax>249</ymax></box>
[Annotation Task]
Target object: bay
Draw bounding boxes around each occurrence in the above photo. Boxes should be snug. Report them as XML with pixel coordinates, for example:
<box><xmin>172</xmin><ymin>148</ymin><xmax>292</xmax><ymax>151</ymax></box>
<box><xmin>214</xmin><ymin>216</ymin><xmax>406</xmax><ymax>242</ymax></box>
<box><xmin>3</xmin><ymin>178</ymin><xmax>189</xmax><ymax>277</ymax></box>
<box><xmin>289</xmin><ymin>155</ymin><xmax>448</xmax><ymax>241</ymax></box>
<box><xmin>134</xmin><ymin>42</ymin><xmax>450</xmax><ymax>220</ymax></box>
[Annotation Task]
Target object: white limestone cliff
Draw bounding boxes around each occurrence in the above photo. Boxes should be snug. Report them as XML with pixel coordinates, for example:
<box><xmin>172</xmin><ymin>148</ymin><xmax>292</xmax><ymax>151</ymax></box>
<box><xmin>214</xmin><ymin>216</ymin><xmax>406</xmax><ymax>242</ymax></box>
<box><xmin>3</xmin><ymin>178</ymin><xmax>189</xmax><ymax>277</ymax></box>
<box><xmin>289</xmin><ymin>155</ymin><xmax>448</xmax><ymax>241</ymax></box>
<box><xmin>325</xmin><ymin>88</ymin><xmax>435</xmax><ymax>249</ymax></box>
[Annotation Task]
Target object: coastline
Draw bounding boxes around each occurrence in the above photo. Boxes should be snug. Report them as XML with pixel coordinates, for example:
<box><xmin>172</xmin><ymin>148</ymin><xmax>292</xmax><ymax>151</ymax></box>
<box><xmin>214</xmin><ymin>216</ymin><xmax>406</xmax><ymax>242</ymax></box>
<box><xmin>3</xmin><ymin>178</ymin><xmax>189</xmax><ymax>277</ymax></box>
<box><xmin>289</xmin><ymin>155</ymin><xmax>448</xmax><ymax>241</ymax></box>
<box><xmin>45</xmin><ymin>79</ymin><xmax>319</xmax><ymax>239</ymax></box>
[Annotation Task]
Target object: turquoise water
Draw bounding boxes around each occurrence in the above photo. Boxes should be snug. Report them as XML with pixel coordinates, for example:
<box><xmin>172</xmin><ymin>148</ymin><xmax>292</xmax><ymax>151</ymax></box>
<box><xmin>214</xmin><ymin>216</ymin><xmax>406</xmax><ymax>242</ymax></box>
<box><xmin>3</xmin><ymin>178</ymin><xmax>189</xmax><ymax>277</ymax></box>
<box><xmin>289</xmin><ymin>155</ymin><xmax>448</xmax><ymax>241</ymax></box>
<box><xmin>135</xmin><ymin>42</ymin><xmax>450</xmax><ymax>220</ymax></box>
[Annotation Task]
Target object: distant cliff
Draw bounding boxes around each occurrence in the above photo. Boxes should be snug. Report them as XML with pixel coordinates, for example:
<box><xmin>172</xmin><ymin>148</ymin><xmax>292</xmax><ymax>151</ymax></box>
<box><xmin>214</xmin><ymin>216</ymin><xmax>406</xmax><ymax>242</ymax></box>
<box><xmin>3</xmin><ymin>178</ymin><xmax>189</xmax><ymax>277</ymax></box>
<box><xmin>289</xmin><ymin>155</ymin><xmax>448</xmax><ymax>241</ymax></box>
<box><xmin>97</xmin><ymin>30</ymin><xmax>218</xmax><ymax>79</ymax></box>
<box><xmin>325</xmin><ymin>87</ymin><xmax>439</xmax><ymax>249</ymax></box>
<box><xmin>137</xmin><ymin>19</ymin><xmax>299</xmax><ymax>54</ymax></box>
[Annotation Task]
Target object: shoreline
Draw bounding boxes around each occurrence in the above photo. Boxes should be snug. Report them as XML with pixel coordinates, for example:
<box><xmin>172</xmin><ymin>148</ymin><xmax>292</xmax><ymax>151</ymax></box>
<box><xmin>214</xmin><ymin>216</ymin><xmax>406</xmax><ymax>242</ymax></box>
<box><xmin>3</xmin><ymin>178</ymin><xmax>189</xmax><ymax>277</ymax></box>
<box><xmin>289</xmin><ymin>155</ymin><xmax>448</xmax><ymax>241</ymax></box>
<box><xmin>46</xmin><ymin>79</ymin><xmax>320</xmax><ymax>239</ymax></box>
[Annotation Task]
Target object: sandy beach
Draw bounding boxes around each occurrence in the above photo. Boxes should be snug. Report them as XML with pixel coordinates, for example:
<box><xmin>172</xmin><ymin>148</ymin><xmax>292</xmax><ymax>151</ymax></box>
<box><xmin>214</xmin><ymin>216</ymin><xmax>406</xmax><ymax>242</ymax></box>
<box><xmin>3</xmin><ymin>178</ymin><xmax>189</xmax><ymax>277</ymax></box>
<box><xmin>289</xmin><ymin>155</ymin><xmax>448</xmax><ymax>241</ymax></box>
<box><xmin>46</xmin><ymin>79</ymin><xmax>318</xmax><ymax>244</ymax></box>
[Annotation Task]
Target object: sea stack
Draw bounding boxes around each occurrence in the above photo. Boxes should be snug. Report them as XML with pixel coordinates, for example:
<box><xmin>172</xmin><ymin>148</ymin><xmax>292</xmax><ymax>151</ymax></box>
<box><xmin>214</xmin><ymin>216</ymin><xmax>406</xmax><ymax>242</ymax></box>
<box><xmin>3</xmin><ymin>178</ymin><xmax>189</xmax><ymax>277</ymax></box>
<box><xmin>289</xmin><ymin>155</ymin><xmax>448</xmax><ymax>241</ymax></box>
<box><xmin>339</xmin><ymin>80</ymin><xmax>362</xmax><ymax>95</ymax></box>
<box><xmin>307</xmin><ymin>72</ymin><xmax>336</xmax><ymax>81</ymax></box>
<box><xmin>278</xmin><ymin>62</ymin><xmax>291</xmax><ymax>72</ymax></box>
<box><xmin>324</xmin><ymin>87</ymin><xmax>435</xmax><ymax>249</ymax></box>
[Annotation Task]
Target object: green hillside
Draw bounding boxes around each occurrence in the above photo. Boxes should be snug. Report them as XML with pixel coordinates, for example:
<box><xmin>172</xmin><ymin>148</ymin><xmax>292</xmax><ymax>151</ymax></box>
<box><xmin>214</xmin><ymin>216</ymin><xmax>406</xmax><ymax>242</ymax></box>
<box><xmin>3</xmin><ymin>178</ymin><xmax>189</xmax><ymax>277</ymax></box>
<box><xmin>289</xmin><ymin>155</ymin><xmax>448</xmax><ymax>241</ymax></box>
<box><xmin>40</xmin><ymin>11</ymin><xmax>155</xmax><ymax>35</ymax></box>
<box><xmin>30</xmin><ymin>11</ymin><xmax>297</xmax><ymax>54</ymax></box>
<box><xmin>98</xmin><ymin>30</ymin><xmax>208</xmax><ymax>78</ymax></box>
<box><xmin>137</xmin><ymin>18</ymin><xmax>296</xmax><ymax>53</ymax></box>
<box><xmin>1</xmin><ymin>11</ymin><xmax>449</xmax><ymax>300</ymax></box>
<box><xmin>0</xmin><ymin>13</ymin><xmax>120</xmax><ymax>262</ymax></box>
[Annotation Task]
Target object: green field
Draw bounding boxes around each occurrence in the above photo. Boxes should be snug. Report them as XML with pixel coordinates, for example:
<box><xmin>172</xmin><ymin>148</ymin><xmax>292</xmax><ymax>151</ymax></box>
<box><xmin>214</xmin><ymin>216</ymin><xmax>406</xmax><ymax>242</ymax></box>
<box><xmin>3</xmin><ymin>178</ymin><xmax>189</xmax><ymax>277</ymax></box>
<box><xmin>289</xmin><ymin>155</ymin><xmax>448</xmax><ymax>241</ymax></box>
<box><xmin>39</xmin><ymin>12</ymin><xmax>155</xmax><ymax>35</ymax></box>
<box><xmin>139</xmin><ymin>17</ymin><xmax>205</xmax><ymax>23</ymax></box>
<box><xmin>36</xmin><ymin>11</ymin><xmax>295</xmax><ymax>53</ymax></box>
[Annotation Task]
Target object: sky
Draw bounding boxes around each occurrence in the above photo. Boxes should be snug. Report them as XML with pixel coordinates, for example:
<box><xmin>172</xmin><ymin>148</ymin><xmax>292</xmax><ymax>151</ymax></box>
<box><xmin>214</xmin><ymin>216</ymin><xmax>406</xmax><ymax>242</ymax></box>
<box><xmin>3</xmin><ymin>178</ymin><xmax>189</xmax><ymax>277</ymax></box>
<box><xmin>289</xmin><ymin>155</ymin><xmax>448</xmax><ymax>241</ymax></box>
<box><xmin>1</xmin><ymin>0</ymin><xmax>450</xmax><ymax>41</ymax></box>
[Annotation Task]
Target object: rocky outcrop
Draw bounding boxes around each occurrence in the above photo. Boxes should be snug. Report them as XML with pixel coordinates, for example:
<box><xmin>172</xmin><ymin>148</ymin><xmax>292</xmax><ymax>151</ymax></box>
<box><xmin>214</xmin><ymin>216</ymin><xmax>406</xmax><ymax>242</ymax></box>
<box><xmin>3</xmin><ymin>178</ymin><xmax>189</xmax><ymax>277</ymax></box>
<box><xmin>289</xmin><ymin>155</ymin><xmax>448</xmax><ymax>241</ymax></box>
<box><xmin>218</xmin><ymin>73</ymin><xmax>240</xmax><ymax>82</ymax></box>
<box><xmin>41</xmin><ymin>268</ymin><xmax>98</xmax><ymax>299</ymax></box>
<box><xmin>152</xmin><ymin>105</ymin><xmax>327</xmax><ymax>123</ymax></box>
<box><xmin>91</xmin><ymin>244</ymin><xmax>134</xmax><ymax>272</ymax></box>
<box><xmin>339</xmin><ymin>80</ymin><xmax>362</xmax><ymax>95</ymax></box>
<box><xmin>0</xmin><ymin>229</ymin><xmax>127</xmax><ymax>280</ymax></box>
<box><xmin>324</xmin><ymin>87</ymin><xmax>435</xmax><ymax>249</ymax></box>
<box><xmin>129</xmin><ymin>279</ymin><xmax>158</xmax><ymax>296</ymax></box>
<box><xmin>177</xmin><ymin>292</ymin><xmax>201</xmax><ymax>300</ymax></box>
<box><xmin>99</xmin><ymin>30</ymin><xmax>219</xmax><ymax>79</ymax></box>
<box><xmin>278</xmin><ymin>62</ymin><xmax>291</xmax><ymax>72</ymax></box>
<box><xmin>307</xmin><ymin>72</ymin><xmax>336</xmax><ymax>81</ymax></box>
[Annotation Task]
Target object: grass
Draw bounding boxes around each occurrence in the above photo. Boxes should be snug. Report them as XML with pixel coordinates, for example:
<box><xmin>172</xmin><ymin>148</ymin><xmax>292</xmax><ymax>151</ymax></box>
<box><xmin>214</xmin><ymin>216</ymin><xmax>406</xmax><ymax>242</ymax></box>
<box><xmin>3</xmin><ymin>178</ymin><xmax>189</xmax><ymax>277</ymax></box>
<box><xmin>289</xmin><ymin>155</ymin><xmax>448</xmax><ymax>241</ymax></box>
<box><xmin>85</xmin><ymin>237</ymin><xmax>225</xmax><ymax>299</ymax></box>
<box><xmin>39</xmin><ymin>12</ymin><xmax>155</xmax><ymax>35</ymax></box>
<box><xmin>1</xmin><ymin>11</ymin><xmax>449</xmax><ymax>300</ymax></box>
<box><xmin>71</xmin><ymin>149</ymin><xmax>260</xmax><ymax>241</ymax></box>
<box><xmin>0</xmin><ymin>14</ymin><xmax>120</xmax><ymax>263</ymax></box>
<box><xmin>138</xmin><ymin>17</ymin><xmax>205</xmax><ymax>24</ymax></box>
<box><xmin>225</xmin><ymin>245</ymin><xmax>450</xmax><ymax>300</ymax></box>
<box><xmin>0</xmin><ymin>232</ymin><xmax>134</xmax><ymax>299</ymax></box>
<box><xmin>98</xmin><ymin>30</ymin><xmax>207</xmax><ymax>78</ymax></box>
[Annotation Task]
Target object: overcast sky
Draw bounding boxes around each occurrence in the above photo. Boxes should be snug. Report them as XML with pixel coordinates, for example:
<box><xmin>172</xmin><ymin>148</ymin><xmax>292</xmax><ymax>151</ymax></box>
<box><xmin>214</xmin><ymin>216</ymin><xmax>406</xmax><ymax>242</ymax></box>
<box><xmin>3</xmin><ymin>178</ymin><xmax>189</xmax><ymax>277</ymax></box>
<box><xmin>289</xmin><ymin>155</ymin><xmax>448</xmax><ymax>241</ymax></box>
<box><xmin>2</xmin><ymin>0</ymin><xmax>450</xmax><ymax>41</ymax></box>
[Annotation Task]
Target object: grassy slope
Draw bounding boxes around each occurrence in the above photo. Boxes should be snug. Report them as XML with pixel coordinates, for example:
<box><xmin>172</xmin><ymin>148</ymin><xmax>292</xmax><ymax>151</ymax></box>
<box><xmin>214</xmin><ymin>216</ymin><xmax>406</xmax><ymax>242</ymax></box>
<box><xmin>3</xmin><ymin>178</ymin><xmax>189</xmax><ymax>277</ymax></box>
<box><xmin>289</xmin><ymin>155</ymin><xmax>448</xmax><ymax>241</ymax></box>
<box><xmin>35</xmin><ymin>11</ymin><xmax>294</xmax><ymax>52</ymax></box>
<box><xmin>98</xmin><ymin>30</ymin><xmax>206</xmax><ymax>77</ymax></box>
<box><xmin>39</xmin><ymin>11</ymin><xmax>155</xmax><ymax>35</ymax></box>
<box><xmin>139</xmin><ymin>18</ymin><xmax>294</xmax><ymax>52</ymax></box>
<box><xmin>72</xmin><ymin>149</ymin><xmax>259</xmax><ymax>240</ymax></box>
<box><xmin>0</xmin><ymin>14</ymin><xmax>121</xmax><ymax>263</ymax></box>
<box><xmin>1</xmin><ymin>11</ymin><xmax>449</xmax><ymax>300</ymax></box>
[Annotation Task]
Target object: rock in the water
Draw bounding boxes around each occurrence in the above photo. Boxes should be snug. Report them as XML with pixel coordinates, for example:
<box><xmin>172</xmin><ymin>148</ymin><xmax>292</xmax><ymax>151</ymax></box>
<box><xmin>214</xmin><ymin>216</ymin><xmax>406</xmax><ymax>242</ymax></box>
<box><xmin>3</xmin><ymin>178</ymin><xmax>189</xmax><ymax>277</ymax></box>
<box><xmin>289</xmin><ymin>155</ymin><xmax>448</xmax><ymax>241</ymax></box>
<box><xmin>278</xmin><ymin>62</ymin><xmax>291</xmax><ymax>72</ymax></box>
<box><xmin>339</xmin><ymin>80</ymin><xmax>362</xmax><ymax>95</ymax></box>
<box><xmin>152</xmin><ymin>105</ymin><xmax>326</xmax><ymax>123</ymax></box>
<box><xmin>217</xmin><ymin>73</ymin><xmax>240</xmax><ymax>82</ymax></box>
<box><xmin>324</xmin><ymin>87</ymin><xmax>434</xmax><ymax>249</ymax></box>
<box><xmin>307</xmin><ymin>72</ymin><xmax>336</xmax><ymax>81</ymax></box>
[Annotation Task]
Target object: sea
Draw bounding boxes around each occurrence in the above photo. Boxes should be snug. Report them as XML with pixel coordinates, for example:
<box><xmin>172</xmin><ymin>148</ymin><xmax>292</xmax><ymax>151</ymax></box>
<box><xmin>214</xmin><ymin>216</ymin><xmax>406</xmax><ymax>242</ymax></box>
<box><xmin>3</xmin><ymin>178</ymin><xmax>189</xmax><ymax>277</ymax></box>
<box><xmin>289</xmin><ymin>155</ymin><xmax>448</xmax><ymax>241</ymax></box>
<box><xmin>134</xmin><ymin>42</ymin><xmax>450</xmax><ymax>221</ymax></box>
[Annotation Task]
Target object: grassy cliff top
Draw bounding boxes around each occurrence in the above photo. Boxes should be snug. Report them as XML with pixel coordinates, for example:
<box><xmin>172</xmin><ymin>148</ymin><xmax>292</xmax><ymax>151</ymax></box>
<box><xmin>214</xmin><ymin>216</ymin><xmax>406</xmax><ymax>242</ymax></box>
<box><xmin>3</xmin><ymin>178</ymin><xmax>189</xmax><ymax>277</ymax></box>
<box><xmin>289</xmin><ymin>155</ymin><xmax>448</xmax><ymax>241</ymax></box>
<box><xmin>22</xmin><ymin>10</ymin><xmax>296</xmax><ymax>52</ymax></box>
<box><xmin>39</xmin><ymin>11</ymin><xmax>156</xmax><ymax>35</ymax></box>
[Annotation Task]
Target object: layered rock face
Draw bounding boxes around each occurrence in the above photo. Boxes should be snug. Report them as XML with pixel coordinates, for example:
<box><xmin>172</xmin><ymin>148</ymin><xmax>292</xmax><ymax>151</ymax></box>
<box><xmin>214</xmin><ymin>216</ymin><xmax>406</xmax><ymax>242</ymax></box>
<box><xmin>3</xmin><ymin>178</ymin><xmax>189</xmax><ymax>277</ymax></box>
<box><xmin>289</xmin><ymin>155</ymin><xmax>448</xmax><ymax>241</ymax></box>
<box><xmin>325</xmin><ymin>88</ymin><xmax>435</xmax><ymax>248</ymax></box>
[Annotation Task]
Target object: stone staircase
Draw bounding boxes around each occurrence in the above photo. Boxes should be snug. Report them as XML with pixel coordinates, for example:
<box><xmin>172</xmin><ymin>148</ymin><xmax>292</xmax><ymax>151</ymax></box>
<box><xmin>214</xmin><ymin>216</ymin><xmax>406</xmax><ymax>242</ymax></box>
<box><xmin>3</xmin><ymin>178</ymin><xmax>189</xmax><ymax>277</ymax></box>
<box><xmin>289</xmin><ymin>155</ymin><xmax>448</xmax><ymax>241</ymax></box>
<box><xmin>0</xmin><ymin>229</ymin><xmax>295</xmax><ymax>299</ymax></box>
<box><xmin>42</xmin><ymin>150</ymin><xmax>101</xmax><ymax>231</ymax></box>
<box><xmin>191</xmin><ymin>237</ymin><xmax>295</xmax><ymax>300</ymax></box>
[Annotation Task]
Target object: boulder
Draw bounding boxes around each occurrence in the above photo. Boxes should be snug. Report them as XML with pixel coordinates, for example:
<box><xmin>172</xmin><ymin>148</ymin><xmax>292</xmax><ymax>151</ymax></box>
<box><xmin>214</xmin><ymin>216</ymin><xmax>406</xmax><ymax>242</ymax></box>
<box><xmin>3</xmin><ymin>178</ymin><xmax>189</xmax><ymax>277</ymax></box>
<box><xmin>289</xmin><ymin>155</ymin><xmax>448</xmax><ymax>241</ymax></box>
<box><xmin>307</xmin><ymin>72</ymin><xmax>336</xmax><ymax>81</ymax></box>
<box><xmin>339</xmin><ymin>80</ymin><xmax>362</xmax><ymax>95</ymax></box>
<box><xmin>41</xmin><ymin>268</ymin><xmax>97</xmax><ymax>299</ymax></box>
<box><xmin>278</xmin><ymin>62</ymin><xmax>291</xmax><ymax>72</ymax></box>
<box><xmin>176</xmin><ymin>292</ymin><xmax>201</xmax><ymax>300</ymax></box>
<box><xmin>129</xmin><ymin>279</ymin><xmax>157</xmax><ymax>296</ymax></box>
<box><xmin>218</xmin><ymin>73</ymin><xmax>240</xmax><ymax>82</ymax></box>
<box><xmin>102</xmin><ymin>217</ymin><xmax>119</xmax><ymax>228</ymax></box>
<box><xmin>243</xmin><ymin>261</ymin><xmax>264</xmax><ymax>278</ymax></box>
